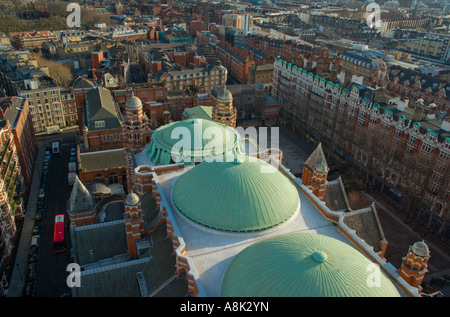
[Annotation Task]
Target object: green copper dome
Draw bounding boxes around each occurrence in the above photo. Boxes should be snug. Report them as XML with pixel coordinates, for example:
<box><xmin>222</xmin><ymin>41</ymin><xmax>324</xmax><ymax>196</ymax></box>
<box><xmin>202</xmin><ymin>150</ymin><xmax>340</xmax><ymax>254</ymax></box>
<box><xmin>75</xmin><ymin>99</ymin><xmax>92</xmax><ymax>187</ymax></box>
<box><xmin>221</xmin><ymin>233</ymin><xmax>401</xmax><ymax>297</ymax></box>
<box><xmin>145</xmin><ymin>119</ymin><xmax>242</xmax><ymax>165</ymax></box>
<box><xmin>172</xmin><ymin>157</ymin><xmax>300</xmax><ymax>233</ymax></box>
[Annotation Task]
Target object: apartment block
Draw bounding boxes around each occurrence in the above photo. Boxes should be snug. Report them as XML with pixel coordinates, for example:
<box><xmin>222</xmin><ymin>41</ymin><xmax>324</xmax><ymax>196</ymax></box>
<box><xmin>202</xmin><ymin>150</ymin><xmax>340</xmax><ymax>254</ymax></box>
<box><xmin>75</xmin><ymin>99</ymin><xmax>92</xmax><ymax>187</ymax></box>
<box><xmin>150</xmin><ymin>62</ymin><xmax>227</xmax><ymax>93</ymax></box>
<box><xmin>222</xmin><ymin>14</ymin><xmax>252</xmax><ymax>31</ymax></box>
<box><xmin>0</xmin><ymin>117</ymin><xmax>24</xmax><ymax>295</ymax></box>
<box><xmin>9</xmin><ymin>31</ymin><xmax>58</xmax><ymax>50</ymax></box>
<box><xmin>60</xmin><ymin>88</ymin><xmax>78</xmax><ymax>128</ymax></box>
<box><xmin>372</xmin><ymin>64</ymin><xmax>450</xmax><ymax>113</ymax></box>
<box><xmin>0</xmin><ymin>51</ymin><xmax>66</xmax><ymax>133</ymax></box>
<box><xmin>399</xmin><ymin>35</ymin><xmax>450</xmax><ymax>62</ymax></box>
<box><xmin>273</xmin><ymin>58</ymin><xmax>450</xmax><ymax>236</ymax></box>
<box><xmin>23</xmin><ymin>85</ymin><xmax>65</xmax><ymax>133</ymax></box>
<box><xmin>0</xmin><ymin>96</ymin><xmax>37</xmax><ymax>188</ymax></box>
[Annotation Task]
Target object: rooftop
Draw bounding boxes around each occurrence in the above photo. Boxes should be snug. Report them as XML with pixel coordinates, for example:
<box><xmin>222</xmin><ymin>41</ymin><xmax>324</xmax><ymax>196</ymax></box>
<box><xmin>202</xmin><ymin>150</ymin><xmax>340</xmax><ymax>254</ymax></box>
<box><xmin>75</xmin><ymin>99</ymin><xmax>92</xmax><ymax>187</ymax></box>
<box><xmin>79</xmin><ymin>148</ymin><xmax>125</xmax><ymax>172</ymax></box>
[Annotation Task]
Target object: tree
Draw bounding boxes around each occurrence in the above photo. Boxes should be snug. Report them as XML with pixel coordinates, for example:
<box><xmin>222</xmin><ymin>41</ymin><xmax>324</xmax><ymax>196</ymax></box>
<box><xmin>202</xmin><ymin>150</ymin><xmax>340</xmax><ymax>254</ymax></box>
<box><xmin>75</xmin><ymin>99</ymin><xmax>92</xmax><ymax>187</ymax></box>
<box><xmin>32</xmin><ymin>53</ymin><xmax>74</xmax><ymax>88</ymax></box>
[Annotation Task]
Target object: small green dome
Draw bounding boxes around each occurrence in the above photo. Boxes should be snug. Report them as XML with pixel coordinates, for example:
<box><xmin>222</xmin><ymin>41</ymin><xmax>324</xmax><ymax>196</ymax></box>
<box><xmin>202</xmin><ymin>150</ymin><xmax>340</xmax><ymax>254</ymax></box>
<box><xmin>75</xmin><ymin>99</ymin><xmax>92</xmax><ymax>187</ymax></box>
<box><xmin>172</xmin><ymin>156</ymin><xmax>300</xmax><ymax>232</ymax></box>
<box><xmin>221</xmin><ymin>233</ymin><xmax>401</xmax><ymax>297</ymax></box>
<box><xmin>146</xmin><ymin>119</ymin><xmax>242</xmax><ymax>165</ymax></box>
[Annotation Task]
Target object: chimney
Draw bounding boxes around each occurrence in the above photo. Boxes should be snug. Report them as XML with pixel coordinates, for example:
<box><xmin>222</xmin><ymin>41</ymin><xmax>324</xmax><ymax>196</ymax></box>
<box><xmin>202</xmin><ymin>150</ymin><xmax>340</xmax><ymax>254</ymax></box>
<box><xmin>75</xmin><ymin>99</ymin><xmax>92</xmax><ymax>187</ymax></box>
<box><xmin>425</xmin><ymin>103</ymin><xmax>437</xmax><ymax>120</ymax></box>
<box><xmin>396</xmin><ymin>99</ymin><xmax>409</xmax><ymax>112</ymax></box>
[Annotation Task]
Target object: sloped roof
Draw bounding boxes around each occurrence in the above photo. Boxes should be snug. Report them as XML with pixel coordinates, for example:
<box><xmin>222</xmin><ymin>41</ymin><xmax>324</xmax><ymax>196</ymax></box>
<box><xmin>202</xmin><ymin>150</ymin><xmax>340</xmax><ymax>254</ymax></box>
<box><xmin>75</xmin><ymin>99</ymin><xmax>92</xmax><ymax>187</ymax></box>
<box><xmin>342</xmin><ymin>203</ymin><xmax>387</xmax><ymax>253</ymax></box>
<box><xmin>323</xmin><ymin>177</ymin><xmax>350</xmax><ymax>211</ymax></box>
<box><xmin>73</xmin><ymin>76</ymin><xmax>95</xmax><ymax>89</ymax></box>
<box><xmin>304</xmin><ymin>143</ymin><xmax>329</xmax><ymax>174</ymax></box>
<box><xmin>79</xmin><ymin>148</ymin><xmax>125</xmax><ymax>172</ymax></box>
<box><xmin>68</xmin><ymin>175</ymin><xmax>94</xmax><ymax>214</ymax></box>
<box><xmin>85</xmin><ymin>87</ymin><xmax>122</xmax><ymax>131</ymax></box>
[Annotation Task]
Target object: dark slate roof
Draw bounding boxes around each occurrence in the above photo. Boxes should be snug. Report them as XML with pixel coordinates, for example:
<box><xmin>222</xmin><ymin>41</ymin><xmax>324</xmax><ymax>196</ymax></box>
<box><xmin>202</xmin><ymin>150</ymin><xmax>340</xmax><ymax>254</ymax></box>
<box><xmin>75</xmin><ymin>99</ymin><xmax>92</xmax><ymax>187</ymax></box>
<box><xmin>342</xmin><ymin>203</ymin><xmax>387</xmax><ymax>253</ymax></box>
<box><xmin>79</xmin><ymin>148</ymin><xmax>125</xmax><ymax>172</ymax></box>
<box><xmin>324</xmin><ymin>177</ymin><xmax>350</xmax><ymax>212</ymax></box>
<box><xmin>388</xmin><ymin>65</ymin><xmax>450</xmax><ymax>100</ymax></box>
<box><xmin>73</xmin><ymin>76</ymin><xmax>95</xmax><ymax>89</ymax></box>
<box><xmin>84</xmin><ymin>87</ymin><xmax>123</xmax><ymax>131</ymax></box>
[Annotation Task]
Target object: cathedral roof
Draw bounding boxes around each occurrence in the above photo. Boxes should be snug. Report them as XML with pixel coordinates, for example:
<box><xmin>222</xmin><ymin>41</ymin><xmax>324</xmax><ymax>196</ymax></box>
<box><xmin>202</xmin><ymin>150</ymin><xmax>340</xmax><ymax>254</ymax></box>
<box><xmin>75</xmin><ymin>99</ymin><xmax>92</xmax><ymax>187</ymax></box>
<box><xmin>145</xmin><ymin>119</ymin><xmax>243</xmax><ymax>165</ymax></box>
<box><xmin>172</xmin><ymin>156</ymin><xmax>300</xmax><ymax>232</ymax></box>
<box><xmin>221</xmin><ymin>233</ymin><xmax>401</xmax><ymax>297</ymax></box>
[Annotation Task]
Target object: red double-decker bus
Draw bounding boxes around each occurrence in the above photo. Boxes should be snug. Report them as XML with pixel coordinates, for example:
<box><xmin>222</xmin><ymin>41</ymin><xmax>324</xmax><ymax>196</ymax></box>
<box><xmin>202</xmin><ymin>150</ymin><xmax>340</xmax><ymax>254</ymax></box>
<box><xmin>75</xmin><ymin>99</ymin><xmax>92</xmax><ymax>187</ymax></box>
<box><xmin>53</xmin><ymin>214</ymin><xmax>66</xmax><ymax>253</ymax></box>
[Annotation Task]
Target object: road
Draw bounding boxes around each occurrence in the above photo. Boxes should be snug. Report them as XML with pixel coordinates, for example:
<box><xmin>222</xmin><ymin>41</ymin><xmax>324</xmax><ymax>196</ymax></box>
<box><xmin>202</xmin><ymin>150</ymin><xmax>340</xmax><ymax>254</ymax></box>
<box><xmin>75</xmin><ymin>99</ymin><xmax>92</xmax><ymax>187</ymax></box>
<box><xmin>32</xmin><ymin>131</ymin><xmax>76</xmax><ymax>297</ymax></box>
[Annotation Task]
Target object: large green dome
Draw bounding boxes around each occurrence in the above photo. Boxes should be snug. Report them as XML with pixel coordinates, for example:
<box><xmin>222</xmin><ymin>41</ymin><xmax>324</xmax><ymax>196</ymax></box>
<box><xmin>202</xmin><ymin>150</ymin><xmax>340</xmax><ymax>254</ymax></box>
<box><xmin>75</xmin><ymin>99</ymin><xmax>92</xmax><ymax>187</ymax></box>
<box><xmin>221</xmin><ymin>233</ymin><xmax>401</xmax><ymax>297</ymax></box>
<box><xmin>146</xmin><ymin>119</ymin><xmax>242</xmax><ymax>165</ymax></box>
<box><xmin>172</xmin><ymin>156</ymin><xmax>300</xmax><ymax>233</ymax></box>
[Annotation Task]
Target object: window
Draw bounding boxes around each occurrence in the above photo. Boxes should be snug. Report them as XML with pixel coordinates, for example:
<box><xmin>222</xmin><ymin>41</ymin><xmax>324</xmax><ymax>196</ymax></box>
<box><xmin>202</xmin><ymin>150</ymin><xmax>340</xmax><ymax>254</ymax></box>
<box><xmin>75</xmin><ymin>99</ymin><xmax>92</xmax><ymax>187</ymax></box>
<box><xmin>421</xmin><ymin>143</ymin><xmax>434</xmax><ymax>153</ymax></box>
<box><xmin>95</xmin><ymin>121</ymin><xmax>105</xmax><ymax>128</ymax></box>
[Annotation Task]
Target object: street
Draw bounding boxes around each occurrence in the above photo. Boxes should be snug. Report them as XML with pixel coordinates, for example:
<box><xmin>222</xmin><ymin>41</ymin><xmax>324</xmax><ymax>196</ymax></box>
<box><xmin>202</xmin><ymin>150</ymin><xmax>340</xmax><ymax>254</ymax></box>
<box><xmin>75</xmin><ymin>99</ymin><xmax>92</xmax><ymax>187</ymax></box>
<box><xmin>32</xmin><ymin>131</ymin><xmax>76</xmax><ymax>297</ymax></box>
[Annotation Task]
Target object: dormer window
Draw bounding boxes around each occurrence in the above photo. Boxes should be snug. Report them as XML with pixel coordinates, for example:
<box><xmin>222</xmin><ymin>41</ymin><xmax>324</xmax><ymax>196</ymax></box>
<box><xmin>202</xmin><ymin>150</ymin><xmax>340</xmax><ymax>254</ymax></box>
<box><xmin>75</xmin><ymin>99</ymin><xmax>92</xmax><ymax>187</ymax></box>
<box><xmin>445</xmin><ymin>138</ymin><xmax>450</xmax><ymax>150</ymax></box>
<box><xmin>412</xmin><ymin>122</ymin><xmax>421</xmax><ymax>133</ymax></box>
<box><xmin>426</xmin><ymin>129</ymin><xmax>438</xmax><ymax>142</ymax></box>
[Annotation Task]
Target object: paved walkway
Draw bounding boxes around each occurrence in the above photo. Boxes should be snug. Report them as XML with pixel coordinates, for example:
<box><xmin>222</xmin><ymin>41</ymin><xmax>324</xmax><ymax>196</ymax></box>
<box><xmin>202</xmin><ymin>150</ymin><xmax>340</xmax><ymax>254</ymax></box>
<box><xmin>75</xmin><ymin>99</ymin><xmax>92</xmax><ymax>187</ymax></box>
<box><xmin>7</xmin><ymin>143</ymin><xmax>45</xmax><ymax>297</ymax></box>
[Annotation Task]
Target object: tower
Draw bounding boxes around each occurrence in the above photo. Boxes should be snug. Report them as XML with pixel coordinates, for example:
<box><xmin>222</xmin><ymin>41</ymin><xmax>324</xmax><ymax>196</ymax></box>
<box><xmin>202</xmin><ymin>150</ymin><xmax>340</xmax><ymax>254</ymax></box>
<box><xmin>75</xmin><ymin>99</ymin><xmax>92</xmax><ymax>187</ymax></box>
<box><xmin>67</xmin><ymin>175</ymin><xmax>97</xmax><ymax>226</ymax></box>
<box><xmin>398</xmin><ymin>240</ymin><xmax>430</xmax><ymax>292</ymax></box>
<box><xmin>302</xmin><ymin>143</ymin><xmax>329</xmax><ymax>201</ymax></box>
<box><xmin>124</xmin><ymin>193</ymin><xmax>144</xmax><ymax>259</ymax></box>
<box><xmin>212</xmin><ymin>85</ymin><xmax>237</xmax><ymax>128</ymax></box>
<box><xmin>122</xmin><ymin>94</ymin><xmax>151</xmax><ymax>153</ymax></box>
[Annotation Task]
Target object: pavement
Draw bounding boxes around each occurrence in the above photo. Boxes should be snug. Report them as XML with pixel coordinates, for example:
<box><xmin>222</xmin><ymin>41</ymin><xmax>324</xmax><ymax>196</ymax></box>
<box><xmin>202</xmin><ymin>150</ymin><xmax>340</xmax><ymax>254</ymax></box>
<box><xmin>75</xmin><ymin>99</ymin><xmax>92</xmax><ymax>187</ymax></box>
<box><xmin>7</xmin><ymin>143</ymin><xmax>45</xmax><ymax>297</ymax></box>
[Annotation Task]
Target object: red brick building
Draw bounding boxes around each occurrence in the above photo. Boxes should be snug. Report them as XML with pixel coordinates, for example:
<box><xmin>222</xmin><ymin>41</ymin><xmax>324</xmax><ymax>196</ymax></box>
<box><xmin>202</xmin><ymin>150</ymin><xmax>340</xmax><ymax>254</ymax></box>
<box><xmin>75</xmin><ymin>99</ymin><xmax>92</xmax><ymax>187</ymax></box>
<box><xmin>122</xmin><ymin>95</ymin><xmax>151</xmax><ymax>153</ymax></box>
<box><xmin>72</xmin><ymin>76</ymin><xmax>96</xmax><ymax>134</ymax></box>
<box><xmin>0</xmin><ymin>96</ymin><xmax>37</xmax><ymax>188</ymax></box>
<box><xmin>82</xmin><ymin>87</ymin><xmax>124</xmax><ymax>152</ymax></box>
